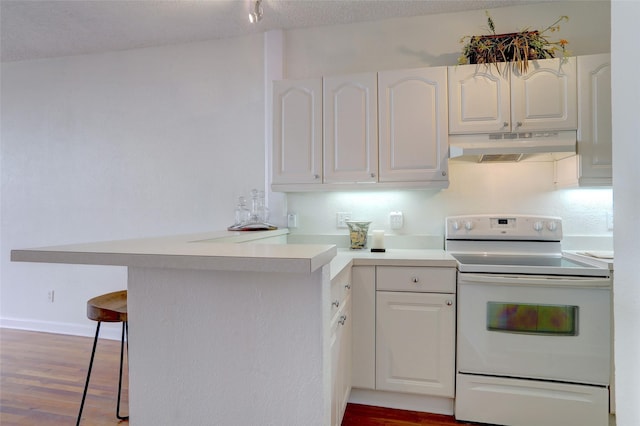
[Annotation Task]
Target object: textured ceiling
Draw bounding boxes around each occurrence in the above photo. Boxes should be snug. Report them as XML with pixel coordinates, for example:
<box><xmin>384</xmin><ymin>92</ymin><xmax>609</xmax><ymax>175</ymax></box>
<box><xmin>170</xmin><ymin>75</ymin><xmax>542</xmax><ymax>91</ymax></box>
<box><xmin>1</xmin><ymin>0</ymin><xmax>548</xmax><ymax>62</ymax></box>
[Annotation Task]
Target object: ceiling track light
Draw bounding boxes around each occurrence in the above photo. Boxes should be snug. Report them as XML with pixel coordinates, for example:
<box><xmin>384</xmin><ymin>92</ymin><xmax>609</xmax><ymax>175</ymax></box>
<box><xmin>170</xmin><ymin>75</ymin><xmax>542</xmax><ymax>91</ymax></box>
<box><xmin>249</xmin><ymin>0</ymin><xmax>263</xmax><ymax>23</ymax></box>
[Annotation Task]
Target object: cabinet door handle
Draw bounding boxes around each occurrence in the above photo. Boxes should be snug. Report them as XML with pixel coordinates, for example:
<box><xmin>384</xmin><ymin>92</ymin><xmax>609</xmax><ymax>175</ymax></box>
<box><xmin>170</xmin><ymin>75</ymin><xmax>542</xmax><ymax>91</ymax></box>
<box><xmin>370</xmin><ymin>173</ymin><xmax>376</xmax><ymax>178</ymax></box>
<box><xmin>332</xmin><ymin>300</ymin><xmax>340</xmax><ymax>308</ymax></box>
<box><xmin>446</xmin><ymin>300</ymin><xmax>453</xmax><ymax>306</ymax></box>
<box><xmin>313</xmin><ymin>174</ymin><xmax>320</xmax><ymax>179</ymax></box>
<box><xmin>339</xmin><ymin>314</ymin><xmax>347</xmax><ymax>325</ymax></box>
<box><xmin>344</xmin><ymin>283</ymin><xmax>351</xmax><ymax>290</ymax></box>
<box><xmin>411</xmin><ymin>277</ymin><xmax>419</xmax><ymax>283</ymax></box>
<box><xmin>516</xmin><ymin>121</ymin><xmax>523</xmax><ymax>128</ymax></box>
<box><xmin>503</xmin><ymin>121</ymin><xmax>509</xmax><ymax>128</ymax></box>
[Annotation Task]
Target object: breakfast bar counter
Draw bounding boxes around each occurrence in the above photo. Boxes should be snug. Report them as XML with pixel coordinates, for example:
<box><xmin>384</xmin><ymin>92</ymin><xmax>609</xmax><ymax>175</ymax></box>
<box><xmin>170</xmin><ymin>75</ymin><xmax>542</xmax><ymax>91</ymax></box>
<box><xmin>12</xmin><ymin>230</ymin><xmax>337</xmax><ymax>426</ymax></box>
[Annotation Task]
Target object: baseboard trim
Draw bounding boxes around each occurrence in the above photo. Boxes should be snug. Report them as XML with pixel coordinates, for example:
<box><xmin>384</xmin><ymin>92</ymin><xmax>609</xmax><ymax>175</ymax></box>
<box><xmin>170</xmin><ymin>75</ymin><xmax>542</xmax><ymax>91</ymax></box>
<box><xmin>349</xmin><ymin>388</ymin><xmax>454</xmax><ymax>415</ymax></box>
<box><xmin>0</xmin><ymin>317</ymin><xmax>123</xmax><ymax>340</ymax></box>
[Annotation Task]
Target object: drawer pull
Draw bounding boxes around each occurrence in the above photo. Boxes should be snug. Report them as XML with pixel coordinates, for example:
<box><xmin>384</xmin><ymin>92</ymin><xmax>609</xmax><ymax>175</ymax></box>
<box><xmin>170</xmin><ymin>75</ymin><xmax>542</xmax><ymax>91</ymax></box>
<box><xmin>411</xmin><ymin>277</ymin><xmax>419</xmax><ymax>283</ymax></box>
<box><xmin>332</xmin><ymin>300</ymin><xmax>340</xmax><ymax>308</ymax></box>
<box><xmin>446</xmin><ymin>300</ymin><xmax>453</xmax><ymax>306</ymax></box>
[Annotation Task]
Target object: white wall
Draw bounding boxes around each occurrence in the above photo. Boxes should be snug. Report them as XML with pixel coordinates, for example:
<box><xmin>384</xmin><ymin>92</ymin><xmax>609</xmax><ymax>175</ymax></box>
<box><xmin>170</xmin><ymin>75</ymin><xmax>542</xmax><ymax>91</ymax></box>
<box><xmin>283</xmin><ymin>1</ymin><xmax>613</xmax><ymax>247</ymax></box>
<box><xmin>284</xmin><ymin>1</ymin><xmax>610</xmax><ymax>77</ymax></box>
<box><xmin>611</xmin><ymin>1</ymin><xmax>640</xmax><ymax>424</ymax></box>
<box><xmin>1</xmin><ymin>35</ymin><xmax>266</xmax><ymax>337</ymax></box>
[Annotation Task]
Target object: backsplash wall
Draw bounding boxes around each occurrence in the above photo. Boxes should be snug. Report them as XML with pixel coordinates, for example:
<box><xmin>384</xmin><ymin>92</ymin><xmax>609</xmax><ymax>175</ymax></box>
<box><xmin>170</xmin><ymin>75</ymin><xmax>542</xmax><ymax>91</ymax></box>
<box><xmin>286</xmin><ymin>161</ymin><xmax>613</xmax><ymax>247</ymax></box>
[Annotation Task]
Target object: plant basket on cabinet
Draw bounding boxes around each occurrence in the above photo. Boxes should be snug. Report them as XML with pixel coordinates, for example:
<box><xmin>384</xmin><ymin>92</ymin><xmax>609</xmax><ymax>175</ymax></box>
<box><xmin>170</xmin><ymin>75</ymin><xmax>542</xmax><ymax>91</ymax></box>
<box><xmin>458</xmin><ymin>13</ymin><xmax>570</xmax><ymax>73</ymax></box>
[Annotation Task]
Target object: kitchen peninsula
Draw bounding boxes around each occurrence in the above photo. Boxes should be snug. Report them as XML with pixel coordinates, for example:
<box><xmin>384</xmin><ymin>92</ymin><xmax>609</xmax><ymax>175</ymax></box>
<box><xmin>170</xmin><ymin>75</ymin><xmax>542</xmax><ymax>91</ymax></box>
<box><xmin>12</xmin><ymin>229</ymin><xmax>458</xmax><ymax>425</ymax></box>
<box><xmin>12</xmin><ymin>229</ymin><xmax>338</xmax><ymax>425</ymax></box>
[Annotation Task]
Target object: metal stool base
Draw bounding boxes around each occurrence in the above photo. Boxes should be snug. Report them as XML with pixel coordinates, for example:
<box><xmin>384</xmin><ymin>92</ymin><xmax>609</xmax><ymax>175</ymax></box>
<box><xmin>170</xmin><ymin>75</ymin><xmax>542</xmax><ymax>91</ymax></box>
<box><xmin>76</xmin><ymin>321</ymin><xmax>128</xmax><ymax>425</ymax></box>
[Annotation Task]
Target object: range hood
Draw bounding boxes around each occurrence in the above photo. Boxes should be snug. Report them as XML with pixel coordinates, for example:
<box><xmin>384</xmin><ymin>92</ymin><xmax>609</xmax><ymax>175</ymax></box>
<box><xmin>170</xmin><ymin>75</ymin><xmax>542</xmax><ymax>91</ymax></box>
<box><xmin>449</xmin><ymin>130</ymin><xmax>577</xmax><ymax>163</ymax></box>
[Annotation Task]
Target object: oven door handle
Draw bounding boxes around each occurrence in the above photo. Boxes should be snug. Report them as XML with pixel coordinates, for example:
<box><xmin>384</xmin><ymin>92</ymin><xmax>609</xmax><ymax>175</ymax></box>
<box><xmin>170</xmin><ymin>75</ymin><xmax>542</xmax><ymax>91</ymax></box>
<box><xmin>457</xmin><ymin>273</ymin><xmax>611</xmax><ymax>288</ymax></box>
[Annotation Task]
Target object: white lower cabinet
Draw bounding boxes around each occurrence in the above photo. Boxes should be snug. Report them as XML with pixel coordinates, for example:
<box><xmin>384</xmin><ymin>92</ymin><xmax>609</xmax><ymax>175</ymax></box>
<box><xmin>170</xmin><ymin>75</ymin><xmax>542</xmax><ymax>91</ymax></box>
<box><xmin>376</xmin><ymin>280</ymin><xmax>455</xmax><ymax>396</ymax></box>
<box><xmin>376</xmin><ymin>291</ymin><xmax>455</xmax><ymax>397</ymax></box>
<box><xmin>350</xmin><ymin>265</ymin><xmax>456</xmax><ymax>399</ymax></box>
<box><xmin>330</xmin><ymin>265</ymin><xmax>352</xmax><ymax>426</ymax></box>
<box><xmin>351</xmin><ymin>266</ymin><xmax>376</xmax><ymax>389</ymax></box>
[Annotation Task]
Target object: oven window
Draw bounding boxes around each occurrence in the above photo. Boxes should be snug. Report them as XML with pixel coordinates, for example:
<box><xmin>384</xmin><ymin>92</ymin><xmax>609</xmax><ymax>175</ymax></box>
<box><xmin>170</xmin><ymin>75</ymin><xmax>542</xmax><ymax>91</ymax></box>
<box><xmin>487</xmin><ymin>302</ymin><xmax>578</xmax><ymax>336</ymax></box>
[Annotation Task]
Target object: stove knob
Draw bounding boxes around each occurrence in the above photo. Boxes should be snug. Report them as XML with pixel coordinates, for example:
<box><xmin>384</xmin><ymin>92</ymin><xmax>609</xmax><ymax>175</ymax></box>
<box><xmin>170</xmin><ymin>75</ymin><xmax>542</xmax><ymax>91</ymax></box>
<box><xmin>464</xmin><ymin>221</ymin><xmax>474</xmax><ymax>231</ymax></box>
<box><xmin>547</xmin><ymin>221</ymin><xmax>558</xmax><ymax>232</ymax></box>
<box><xmin>533</xmin><ymin>221</ymin><xmax>544</xmax><ymax>232</ymax></box>
<box><xmin>451</xmin><ymin>221</ymin><xmax>460</xmax><ymax>231</ymax></box>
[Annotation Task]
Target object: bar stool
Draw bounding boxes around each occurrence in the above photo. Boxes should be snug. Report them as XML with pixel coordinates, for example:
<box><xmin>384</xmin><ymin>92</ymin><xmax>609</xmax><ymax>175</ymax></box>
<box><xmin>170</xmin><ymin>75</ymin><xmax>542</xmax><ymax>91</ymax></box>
<box><xmin>76</xmin><ymin>290</ymin><xmax>128</xmax><ymax>425</ymax></box>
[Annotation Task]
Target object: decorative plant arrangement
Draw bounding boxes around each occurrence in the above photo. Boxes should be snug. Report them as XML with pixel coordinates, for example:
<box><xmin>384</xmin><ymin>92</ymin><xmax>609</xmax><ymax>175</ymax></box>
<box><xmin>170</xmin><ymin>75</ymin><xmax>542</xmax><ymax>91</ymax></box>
<box><xmin>458</xmin><ymin>12</ymin><xmax>569</xmax><ymax>73</ymax></box>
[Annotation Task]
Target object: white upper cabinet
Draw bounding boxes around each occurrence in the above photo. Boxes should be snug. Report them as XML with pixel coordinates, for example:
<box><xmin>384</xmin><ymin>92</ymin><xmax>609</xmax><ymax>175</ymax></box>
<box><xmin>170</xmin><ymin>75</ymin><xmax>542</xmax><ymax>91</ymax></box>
<box><xmin>555</xmin><ymin>54</ymin><xmax>612</xmax><ymax>187</ymax></box>
<box><xmin>447</xmin><ymin>65</ymin><xmax>510</xmax><ymax>133</ymax></box>
<box><xmin>448</xmin><ymin>57</ymin><xmax>577</xmax><ymax>134</ymax></box>
<box><xmin>272</xmin><ymin>67</ymin><xmax>449</xmax><ymax>191</ymax></box>
<box><xmin>272</xmin><ymin>78</ymin><xmax>323</xmax><ymax>185</ymax></box>
<box><xmin>511</xmin><ymin>57</ymin><xmax>577</xmax><ymax>131</ymax></box>
<box><xmin>323</xmin><ymin>72</ymin><xmax>378</xmax><ymax>184</ymax></box>
<box><xmin>378</xmin><ymin>67</ymin><xmax>449</xmax><ymax>183</ymax></box>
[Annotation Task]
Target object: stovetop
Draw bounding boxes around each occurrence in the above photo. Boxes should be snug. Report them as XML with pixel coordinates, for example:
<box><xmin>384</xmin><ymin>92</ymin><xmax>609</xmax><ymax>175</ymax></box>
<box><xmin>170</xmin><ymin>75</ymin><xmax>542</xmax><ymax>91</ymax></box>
<box><xmin>445</xmin><ymin>215</ymin><xmax>610</xmax><ymax>277</ymax></box>
<box><xmin>450</xmin><ymin>253</ymin><xmax>610</xmax><ymax>277</ymax></box>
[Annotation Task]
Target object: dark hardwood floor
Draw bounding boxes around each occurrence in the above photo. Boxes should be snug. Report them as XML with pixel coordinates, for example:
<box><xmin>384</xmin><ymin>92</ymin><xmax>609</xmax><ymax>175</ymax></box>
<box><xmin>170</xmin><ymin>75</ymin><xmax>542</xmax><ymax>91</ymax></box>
<box><xmin>1</xmin><ymin>328</ymin><xmax>468</xmax><ymax>425</ymax></box>
<box><xmin>342</xmin><ymin>403</ymin><xmax>472</xmax><ymax>425</ymax></box>
<box><xmin>1</xmin><ymin>328</ymin><xmax>128</xmax><ymax>426</ymax></box>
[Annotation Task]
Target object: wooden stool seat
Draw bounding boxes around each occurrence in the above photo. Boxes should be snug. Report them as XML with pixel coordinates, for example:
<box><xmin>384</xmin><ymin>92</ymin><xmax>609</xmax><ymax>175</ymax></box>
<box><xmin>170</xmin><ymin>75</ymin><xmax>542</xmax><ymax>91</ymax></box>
<box><xmin>87</xmin><ymin>290</ymin><xmax>127</xmax><ymax>323</ymax></box>
<box><xmin>77</xmin><ymin>290</ymin><xmax>128</xmax><ymax>425</ymax></box>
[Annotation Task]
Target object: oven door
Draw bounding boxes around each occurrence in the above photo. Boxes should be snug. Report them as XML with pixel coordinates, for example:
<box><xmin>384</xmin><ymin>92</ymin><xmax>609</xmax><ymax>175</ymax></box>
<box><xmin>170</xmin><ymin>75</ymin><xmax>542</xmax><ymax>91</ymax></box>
<box><xmin>457</xmin><ymin>273</ymin><xmax>611</xmax><ymax>385</ymax></box>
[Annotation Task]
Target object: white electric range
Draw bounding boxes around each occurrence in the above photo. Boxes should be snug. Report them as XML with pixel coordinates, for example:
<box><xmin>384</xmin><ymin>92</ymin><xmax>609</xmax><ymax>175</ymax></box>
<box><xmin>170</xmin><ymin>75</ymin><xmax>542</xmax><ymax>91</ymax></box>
<box><xmin>446</xmin><ymin>214</ymin><xmax>612</xmax><ymax>426</ymax></box>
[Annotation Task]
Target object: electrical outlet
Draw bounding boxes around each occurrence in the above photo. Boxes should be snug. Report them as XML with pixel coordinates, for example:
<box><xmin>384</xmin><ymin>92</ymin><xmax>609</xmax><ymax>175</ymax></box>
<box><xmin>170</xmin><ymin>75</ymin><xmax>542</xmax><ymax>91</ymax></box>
<box><xmin>47</xmin><ymin>290</ymin><xmax>55</xmax><ymax>303</ymax></box>
<box><xmin>389</xmin><ymin>211</ymin><xmax>404</xmax><ymax>230</ymax></box>
<box><xmin>336</xmin><ymin>212</ymin><xmax>352</xmax><ymax>228</ymax></box>
<box><xmin>287</xmin><ymin>213</ymin><xmax>298</xmax><ymax>228</ymax></box>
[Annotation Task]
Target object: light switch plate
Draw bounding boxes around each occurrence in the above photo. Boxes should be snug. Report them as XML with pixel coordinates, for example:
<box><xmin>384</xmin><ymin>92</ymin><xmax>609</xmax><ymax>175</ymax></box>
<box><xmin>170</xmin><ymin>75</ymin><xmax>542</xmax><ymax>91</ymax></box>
<box><xmin>389</xmin><ymin>211</ymin><xmax>403</xmax><ymax>229</ymax></box>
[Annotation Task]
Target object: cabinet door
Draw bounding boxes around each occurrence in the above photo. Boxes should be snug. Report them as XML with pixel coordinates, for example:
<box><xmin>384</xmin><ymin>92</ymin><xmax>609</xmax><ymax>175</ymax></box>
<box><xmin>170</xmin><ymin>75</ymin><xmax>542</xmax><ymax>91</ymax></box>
<box><xmin>376</xmin><ymin>291</ymin><xmax>455</xmax><ymax>397</ymax></box>
<box><xmin>378</xmin><ymin>67</ymin><xmax>449</xmax><ymax>183</ymax></box>
<box><xmin>337</xmin><ymin>294</ymin><xmax>352</xmax><ymax>425</ymax></box>
<box><xmin>330</xmin><ymin>295</ymin><xmax>351</xmax><ymax>426</ymax></box>
<box><xmin>351</xmin><ymin>266</ymin><xmax>376</xmax><ymax>389</ymax></box>
<box><xmin>448</xmin><ymin>64</ymin><xmax>510</xmax><ymax>134</ymax></box>
<box><xmin>577</xmin><ymin>54</ymin><xmax>612</xmax><ymax>184</ymax></box>
<box><xmin>272</xmin><ymin>78</ymin><xmax>323</xmax><ymax>184</ymax></box>
<box><xmin>324</xmin><ymin>73</ymin><xmax>378</xmax><ymax>183</ymax></box>
<box><xmin>330</xmin><ymin>312</ymin><xmax>340</xmax><ymax>425</ymax></box>
<box><xmin>510</xmin><ymin>57</ymin><xmax>577</xmax><ymax>131</ymax></box>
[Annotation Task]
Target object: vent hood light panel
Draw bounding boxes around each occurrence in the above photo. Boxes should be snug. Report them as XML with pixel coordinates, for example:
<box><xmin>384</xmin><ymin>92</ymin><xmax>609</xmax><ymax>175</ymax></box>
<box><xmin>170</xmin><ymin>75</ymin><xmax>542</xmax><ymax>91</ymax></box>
<box><xmin>449</xmin><ymin>130</ymin><xmax>577</xmax><ymax>163</ymax></box>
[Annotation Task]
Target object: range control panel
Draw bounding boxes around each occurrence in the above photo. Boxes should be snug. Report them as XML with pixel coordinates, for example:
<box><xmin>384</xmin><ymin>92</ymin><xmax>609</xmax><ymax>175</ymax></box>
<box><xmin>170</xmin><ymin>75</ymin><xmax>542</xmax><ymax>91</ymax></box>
<box><xmin>445</xmin><ymin>214</ymin><xmax>562</xmax><ymax>241</ymax></box>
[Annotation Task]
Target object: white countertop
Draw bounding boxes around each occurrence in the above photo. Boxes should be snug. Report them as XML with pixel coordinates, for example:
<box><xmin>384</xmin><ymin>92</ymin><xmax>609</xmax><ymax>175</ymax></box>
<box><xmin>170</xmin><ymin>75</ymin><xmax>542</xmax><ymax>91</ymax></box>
<box><xmin>564</xmin><ymin>250</ymin><xmax>614</xmax><ymax>271</ymax></box>
<box><xmin>329</xmin><ymin>248</ymin><xmax>457</xmax><ymax>280</ymax></box>
<box><xmin>11</xmin><ymin>229</ymin><xmax>337</xmax><ymax>274</ymax></box>
<box><xmin>12</xmin><ymin>229</ymin><xmax>459</xmax><ymax>278</ymax></box>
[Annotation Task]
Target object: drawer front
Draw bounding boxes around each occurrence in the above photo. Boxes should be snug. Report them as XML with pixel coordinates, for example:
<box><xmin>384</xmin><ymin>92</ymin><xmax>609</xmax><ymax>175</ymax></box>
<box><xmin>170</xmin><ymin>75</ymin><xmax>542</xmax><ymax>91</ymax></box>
<box><xmin>376</xmin><ymin>266</ymin><xmax>455</xmax><ymax>293</ymax></box>
<box><xmin>331</xmin><ymin>266</ymin><xmax>352</xmax><ymax>316</ymax></box>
